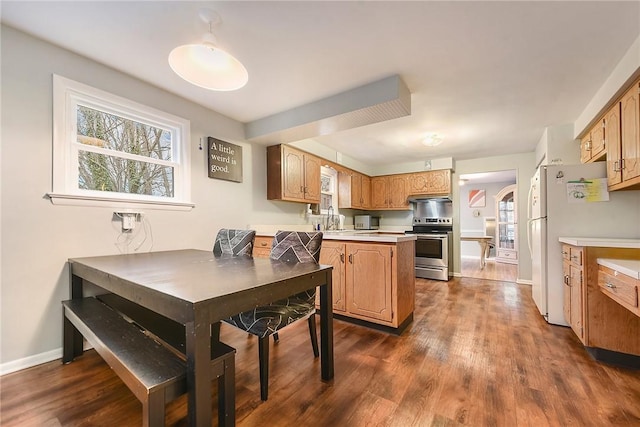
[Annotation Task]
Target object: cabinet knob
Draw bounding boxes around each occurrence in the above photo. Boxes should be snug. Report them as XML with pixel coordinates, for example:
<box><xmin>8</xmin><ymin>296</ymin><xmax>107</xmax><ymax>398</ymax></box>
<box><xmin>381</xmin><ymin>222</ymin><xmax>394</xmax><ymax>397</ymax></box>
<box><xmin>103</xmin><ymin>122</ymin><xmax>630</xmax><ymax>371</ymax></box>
<box><xmin>260</xmin><ymin>242</ymin><xmax>267</xmax><ymax>247</ymax></box>
<box><xmin>605</xmin><ymin>283</ymin><xmax>616</xmax><ymax>289</ymax></box>
<box><xmin>348</xmin><ymin>254</ymin><xmax>353</xmax><ymax>264</ymax></box>
<box><xmin>340</xmin><ymin>253</ymin><xmax>345</xmax><ymax>263</ymax></box>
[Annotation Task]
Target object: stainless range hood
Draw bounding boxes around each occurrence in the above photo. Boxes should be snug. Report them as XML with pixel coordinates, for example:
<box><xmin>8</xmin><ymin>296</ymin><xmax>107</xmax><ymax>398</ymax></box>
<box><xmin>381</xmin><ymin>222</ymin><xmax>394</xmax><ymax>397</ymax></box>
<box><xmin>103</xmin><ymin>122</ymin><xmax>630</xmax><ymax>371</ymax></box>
<box><xmin>244</xmin><ymin>75</ymin><xmax>411</xmax><ymax>144</ymax></box>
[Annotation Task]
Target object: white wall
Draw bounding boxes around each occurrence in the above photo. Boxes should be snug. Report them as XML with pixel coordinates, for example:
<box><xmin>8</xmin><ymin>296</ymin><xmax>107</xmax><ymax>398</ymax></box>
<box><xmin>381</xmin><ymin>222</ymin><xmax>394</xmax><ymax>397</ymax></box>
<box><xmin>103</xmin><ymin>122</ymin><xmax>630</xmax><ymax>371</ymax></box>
<box><xmin>0</xmin><ymin>26</ymin><xmax>307</xmax><ymax>371</ymax></box>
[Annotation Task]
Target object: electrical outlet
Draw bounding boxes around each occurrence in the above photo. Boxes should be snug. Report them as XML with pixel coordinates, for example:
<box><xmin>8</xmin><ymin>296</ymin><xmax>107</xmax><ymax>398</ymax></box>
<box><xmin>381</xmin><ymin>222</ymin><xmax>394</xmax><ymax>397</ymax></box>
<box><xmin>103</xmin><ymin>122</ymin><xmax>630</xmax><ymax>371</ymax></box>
<box><xmin>122</xmin><ymin>213</ymin><xmax>135</xmax><ymax>230</ymax></box>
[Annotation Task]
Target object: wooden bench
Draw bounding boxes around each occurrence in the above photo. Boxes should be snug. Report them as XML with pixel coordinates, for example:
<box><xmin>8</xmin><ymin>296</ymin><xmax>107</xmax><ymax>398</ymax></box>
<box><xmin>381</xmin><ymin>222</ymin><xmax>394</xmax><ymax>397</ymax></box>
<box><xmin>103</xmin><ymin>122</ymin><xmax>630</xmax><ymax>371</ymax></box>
<box><xmin>62</xmin><ymin>297</ymin><xmax>235</xmax><ymax>427</ymax></box>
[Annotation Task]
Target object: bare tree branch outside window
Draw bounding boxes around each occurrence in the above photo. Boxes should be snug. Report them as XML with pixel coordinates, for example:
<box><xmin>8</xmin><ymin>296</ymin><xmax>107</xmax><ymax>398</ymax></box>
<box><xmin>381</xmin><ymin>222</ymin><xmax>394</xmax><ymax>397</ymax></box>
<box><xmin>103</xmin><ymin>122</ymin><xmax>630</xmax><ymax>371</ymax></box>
<box><xmin>76</xmin><ymin>105</ymin><xmax>175</xmax><ymax>197</ymax></box>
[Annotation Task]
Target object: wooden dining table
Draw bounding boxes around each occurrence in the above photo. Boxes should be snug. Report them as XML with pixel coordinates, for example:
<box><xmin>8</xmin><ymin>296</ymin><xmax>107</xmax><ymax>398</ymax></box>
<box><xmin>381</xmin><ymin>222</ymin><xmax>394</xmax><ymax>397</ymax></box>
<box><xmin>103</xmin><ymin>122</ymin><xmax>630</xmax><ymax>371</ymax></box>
<box><xmin>460</xmin><ymin>236</ymin><xmax>493</xmax><ymax>268</ymax></box>
<box><xmin>65</xmin><ymin>249</ymin><xmax>334</xmax><ymax>426</ymax></box>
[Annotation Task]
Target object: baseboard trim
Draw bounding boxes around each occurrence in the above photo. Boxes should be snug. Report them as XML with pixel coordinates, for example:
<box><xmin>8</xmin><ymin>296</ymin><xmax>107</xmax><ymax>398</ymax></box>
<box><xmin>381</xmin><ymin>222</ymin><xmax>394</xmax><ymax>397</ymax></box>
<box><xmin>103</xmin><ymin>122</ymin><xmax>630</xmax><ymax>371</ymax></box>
<box><xmin>1</xmin><ymin>348</ymin><xmax>62</xmax><ymax>376</ymax></box>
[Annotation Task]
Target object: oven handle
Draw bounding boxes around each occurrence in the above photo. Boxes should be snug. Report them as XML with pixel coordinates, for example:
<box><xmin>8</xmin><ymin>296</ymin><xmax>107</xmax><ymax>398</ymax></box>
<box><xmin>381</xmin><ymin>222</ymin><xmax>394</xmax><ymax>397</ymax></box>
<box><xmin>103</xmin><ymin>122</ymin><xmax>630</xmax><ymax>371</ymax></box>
<box><xmin>416</xmin><ymin>266</ymin><xmax>445</xmax><ymax>272</ymax></box>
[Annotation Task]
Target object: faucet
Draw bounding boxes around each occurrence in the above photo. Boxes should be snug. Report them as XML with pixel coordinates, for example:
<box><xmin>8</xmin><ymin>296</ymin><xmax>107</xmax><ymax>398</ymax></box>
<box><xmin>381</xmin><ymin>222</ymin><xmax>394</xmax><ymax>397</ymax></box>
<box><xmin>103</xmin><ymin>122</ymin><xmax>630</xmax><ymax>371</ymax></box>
<box><xmin>325</xmin><ymin>206</ymin><xmax>336</xmax><ymax>231</ymax></box>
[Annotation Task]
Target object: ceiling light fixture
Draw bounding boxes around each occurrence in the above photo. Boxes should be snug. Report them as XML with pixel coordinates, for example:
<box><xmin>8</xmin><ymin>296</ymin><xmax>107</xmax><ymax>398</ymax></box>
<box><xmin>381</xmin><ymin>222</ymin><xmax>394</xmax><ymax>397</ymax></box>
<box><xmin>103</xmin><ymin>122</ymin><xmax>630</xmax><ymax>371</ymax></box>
<box><xmin>422</xmin><ymin>133</ymin><xmax>443</xmax><ymax>147</ymax></box>
<box><xmin>168</xmin><ymin>9</ymin><xmax>248</xmax><ymax>91</ymax></box>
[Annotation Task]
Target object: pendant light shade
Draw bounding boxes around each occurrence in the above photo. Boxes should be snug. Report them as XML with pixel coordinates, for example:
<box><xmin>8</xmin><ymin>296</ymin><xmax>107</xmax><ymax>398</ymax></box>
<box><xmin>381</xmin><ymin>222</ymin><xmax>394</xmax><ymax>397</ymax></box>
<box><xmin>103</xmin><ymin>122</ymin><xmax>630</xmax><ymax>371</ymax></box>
<box><xmin>168</xmin><ymin>10</ymin><xmax>248</xmax><ymax>91</ymax></box>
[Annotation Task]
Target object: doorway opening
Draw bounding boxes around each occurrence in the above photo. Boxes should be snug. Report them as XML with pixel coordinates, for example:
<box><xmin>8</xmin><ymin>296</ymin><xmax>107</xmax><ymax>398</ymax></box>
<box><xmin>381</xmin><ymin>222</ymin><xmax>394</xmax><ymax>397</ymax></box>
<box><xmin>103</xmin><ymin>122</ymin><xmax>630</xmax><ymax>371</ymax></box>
<box><xmin>459</xmin><ymin>170</ymin><xmax>518</xmax><ymax>282</ymax></box>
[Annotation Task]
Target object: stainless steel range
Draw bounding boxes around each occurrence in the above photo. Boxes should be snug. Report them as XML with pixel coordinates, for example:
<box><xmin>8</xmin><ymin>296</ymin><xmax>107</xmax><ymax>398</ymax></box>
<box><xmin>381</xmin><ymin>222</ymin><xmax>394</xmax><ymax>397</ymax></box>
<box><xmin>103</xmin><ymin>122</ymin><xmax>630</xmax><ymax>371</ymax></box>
<box><xmin>407</xmin><ymin>199</ymin><xmax>454</xmax><ymax>281</ymax></box>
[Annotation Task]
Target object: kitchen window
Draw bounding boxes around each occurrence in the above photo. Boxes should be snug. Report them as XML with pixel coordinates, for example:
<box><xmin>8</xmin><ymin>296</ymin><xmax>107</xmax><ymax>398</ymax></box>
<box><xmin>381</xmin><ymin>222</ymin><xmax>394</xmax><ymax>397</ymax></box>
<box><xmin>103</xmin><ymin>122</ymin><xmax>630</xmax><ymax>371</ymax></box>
<box><xmin>320</xmin><ymin>167</ymin><xmax>338</xmax><ymax>214</ymax></box>
<box><xmin>49</xmin><ymin>75</ymin><xmax>193</xmax><ymax>210</ymax></box>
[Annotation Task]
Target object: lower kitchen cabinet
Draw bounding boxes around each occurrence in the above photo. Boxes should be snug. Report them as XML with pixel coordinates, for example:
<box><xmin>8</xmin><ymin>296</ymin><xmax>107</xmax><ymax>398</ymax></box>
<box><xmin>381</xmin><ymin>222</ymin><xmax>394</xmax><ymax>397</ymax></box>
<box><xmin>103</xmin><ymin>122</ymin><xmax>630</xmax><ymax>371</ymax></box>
<box><xmin>562</xmin><ymin>244</ymin><xmax>584</xmax><ymax>341</ymax></box>
<box><xmin>320</xmin><ymin>240</ymin><xmax>415</xmax><ymax>330</ymax></box>
<box><xmin>255</xmin><ymin>235</ymin><xmax>416</xmax><ymax>331</ymax></box>
<box><xmin>561</xmin><ymin>243</ymin><xmax>640</xmax><ymax>358</ymax></box>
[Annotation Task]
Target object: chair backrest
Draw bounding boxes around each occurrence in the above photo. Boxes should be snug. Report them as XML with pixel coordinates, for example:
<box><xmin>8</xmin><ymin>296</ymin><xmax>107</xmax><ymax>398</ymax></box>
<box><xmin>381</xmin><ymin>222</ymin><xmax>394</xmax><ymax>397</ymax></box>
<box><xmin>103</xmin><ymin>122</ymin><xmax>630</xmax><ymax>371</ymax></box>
<box><xmin>213</xmin><ymin>229</ymin><xmax>256</xmax><ymax>256</ymax></box>
<box><xmin>270</xmin><ymin>231</ymin><xmax>323</xmax><ymax>304</ymax></box>
<box><xmin>269</xmin><ymin>231</ymin><xmax>323</xmax><ymax>264</ymax></box>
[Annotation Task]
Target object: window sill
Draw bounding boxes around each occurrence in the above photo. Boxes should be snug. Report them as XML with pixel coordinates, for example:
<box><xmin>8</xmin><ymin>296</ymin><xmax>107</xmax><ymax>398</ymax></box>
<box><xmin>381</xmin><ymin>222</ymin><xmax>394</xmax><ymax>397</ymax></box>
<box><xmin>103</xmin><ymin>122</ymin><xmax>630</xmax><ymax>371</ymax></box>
<box><xmin>46</xmin><ymin>193</ymin><xmax>195</xmax><ymax>211</ymax></box>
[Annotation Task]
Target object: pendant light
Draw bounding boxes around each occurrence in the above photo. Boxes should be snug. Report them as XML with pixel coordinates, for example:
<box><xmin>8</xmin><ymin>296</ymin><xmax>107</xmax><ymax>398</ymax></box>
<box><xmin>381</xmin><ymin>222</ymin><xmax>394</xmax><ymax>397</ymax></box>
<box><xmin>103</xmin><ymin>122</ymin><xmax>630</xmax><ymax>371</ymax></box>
<box><xmin>168</xmin><ymin>9</ymin><xmax>248</xmax><ymax>91</ymax></box>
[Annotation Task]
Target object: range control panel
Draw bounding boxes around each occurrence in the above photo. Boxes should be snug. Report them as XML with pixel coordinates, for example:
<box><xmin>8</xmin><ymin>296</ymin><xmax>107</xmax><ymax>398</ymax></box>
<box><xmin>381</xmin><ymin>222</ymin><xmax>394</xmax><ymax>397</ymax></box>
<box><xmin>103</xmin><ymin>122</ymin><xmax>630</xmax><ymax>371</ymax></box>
<box><xmin>413</xmin><ymin>217</ymin><xmax>452</xmax><ymax>225</ymax></box>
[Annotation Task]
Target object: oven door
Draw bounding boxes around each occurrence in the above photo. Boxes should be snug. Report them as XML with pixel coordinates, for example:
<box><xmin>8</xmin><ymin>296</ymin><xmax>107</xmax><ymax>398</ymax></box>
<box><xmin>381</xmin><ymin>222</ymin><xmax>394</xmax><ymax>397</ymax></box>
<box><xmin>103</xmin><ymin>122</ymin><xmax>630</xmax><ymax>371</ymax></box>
<box><xmin>415</xmin><ymin>234</ymin><xmax>448</xmax><ymax>268</ymax></box>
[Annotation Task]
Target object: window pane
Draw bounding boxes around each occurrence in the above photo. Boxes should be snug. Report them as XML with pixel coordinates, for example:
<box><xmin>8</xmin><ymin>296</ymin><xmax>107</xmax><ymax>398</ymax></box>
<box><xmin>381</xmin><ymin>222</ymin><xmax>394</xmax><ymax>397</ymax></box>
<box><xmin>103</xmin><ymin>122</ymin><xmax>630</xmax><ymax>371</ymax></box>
<box><xmin>78</xmin><ymin>150</ymin><xmax>174</xmax><ymax>197</ymax></box>
<box><xmin>77</xmin><ymin>105</ymin><xmax>172</xmax><ymax>161</ymax></box>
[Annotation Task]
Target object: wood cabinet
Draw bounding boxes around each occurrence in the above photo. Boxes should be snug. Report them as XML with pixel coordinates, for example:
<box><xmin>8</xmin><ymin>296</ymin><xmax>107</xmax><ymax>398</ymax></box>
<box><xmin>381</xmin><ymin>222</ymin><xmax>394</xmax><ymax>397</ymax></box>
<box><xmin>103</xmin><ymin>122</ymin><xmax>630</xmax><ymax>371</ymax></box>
<box><xmin>319</xmin><ymin>239</ymin><xmax>415</xmax><ymax>330</ymax></box>
<box><xmin>580</xmin><ymin>119</ymin><xmax>606</xmax><ymax>163</ymax></box>
<box><xmin>318</xmin><ymin>241</ymin><xmax>346</xmax><ymax>313</ymax></box>
<box><xmin>370</xmin><ymin>175</ymin><xmax>410</xmax><ymax>210</ymax></box>
<box><xmin>614</xmin><ymin>79</ymin><xmax>640</xmax><ymax>190</ymax></box>
<box><xmin>267</xmin><ymin>144</ymin><xmax>321</xmax><ymax>203</ymax></box>
<box><xmin>562</xmin><ymin>244</ymin><xmax>584</xmax><ymax>341</ymax></box>
<box><xmin>598</xmin><ymin>264</ymin><xmax>640</xmax><ymax>317</ymax></box>
<box><xmin>253</xmin><ymin>236</ymin><xmax>273</xmax><ymax>258</ymax></box>
<box><xmin>407</xmin><ymin>170</ymin><xmax>451</xmax><ymax>196</ymax></box>
<box><xmin>561</xmin><ymin>244</ymin><xmax>640</xmax><ymax>357</ymax></box>
<box><xmin>338</xmin><ymin>171</ymin><xmax>371</xmax><ymax>209</ymax></box>
<box><xmin>605</xmin><ymin>102</ymin><xmax>622</xmax><ymax>187</ymax></box>
<box><xmin>495</xmin><ymin>184</ymin><xmax>518</xmax><ymax>264</ymax></box>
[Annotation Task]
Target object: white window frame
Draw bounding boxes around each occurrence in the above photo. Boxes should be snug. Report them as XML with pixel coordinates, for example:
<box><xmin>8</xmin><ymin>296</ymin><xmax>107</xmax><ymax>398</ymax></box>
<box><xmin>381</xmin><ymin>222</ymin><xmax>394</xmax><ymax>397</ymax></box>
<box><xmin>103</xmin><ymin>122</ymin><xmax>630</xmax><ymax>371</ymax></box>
<box><xmin>49</xmin><ymin>75</ymin><xmax>193</xmax><ymax>210</ymax></box>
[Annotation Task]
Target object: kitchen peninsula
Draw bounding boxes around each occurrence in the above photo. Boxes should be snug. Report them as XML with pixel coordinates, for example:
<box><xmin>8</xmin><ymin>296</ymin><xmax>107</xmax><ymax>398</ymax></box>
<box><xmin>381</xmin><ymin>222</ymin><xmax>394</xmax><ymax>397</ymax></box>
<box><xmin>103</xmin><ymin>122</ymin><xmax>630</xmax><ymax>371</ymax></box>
<box><xmin>255</xmin><ymin>230</ymin><xmax>416</xmax><ymax>333</ymax></box>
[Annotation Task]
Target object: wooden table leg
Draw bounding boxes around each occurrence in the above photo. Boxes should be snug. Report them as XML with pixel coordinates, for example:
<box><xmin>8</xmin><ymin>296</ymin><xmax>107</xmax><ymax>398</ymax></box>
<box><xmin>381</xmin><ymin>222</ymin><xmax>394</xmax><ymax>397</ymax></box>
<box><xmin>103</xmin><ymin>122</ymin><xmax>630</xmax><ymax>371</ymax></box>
<box><xmin>319</xmin><ymin>270</ymin><xmax>334</xmax><ymax>381</ymax></box>
<box><xmin>479</xmin><ymin>241</ymin><xmax>488</xmax><ymax>268</ymax></box>
<box><xmin>185</xmin><ymin>312</ymin><xmax>213</xmax><ymax>427</ymax></box>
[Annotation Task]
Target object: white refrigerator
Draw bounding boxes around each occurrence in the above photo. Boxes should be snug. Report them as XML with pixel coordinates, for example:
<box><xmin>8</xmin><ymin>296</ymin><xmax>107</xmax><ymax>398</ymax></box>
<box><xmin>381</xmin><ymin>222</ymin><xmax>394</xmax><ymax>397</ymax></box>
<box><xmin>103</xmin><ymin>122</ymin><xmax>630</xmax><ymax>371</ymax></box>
<box><xmin>527</xmin><ymin>163</ymin><xmax>640</xmax><ymax>326</ymax></box>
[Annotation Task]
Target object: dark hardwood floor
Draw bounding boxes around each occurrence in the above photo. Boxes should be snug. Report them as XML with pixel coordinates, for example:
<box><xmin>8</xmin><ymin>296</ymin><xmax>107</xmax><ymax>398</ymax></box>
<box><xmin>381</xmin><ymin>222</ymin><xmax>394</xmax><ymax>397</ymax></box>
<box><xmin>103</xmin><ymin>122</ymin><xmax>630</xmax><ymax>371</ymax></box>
<box><xmin>2</xmin><ymin>277</ymin><xmax>639</xmax><ymax>426</ymax></box>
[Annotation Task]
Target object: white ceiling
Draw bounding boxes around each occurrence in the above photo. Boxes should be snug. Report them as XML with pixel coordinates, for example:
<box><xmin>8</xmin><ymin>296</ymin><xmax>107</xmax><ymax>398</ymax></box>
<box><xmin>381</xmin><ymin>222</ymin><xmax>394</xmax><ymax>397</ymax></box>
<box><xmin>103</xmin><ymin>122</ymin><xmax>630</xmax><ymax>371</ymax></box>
<box><xmin>2</xmin><ymin>1</ymin><xmax>639</xmax><ymax>166</ymax></box>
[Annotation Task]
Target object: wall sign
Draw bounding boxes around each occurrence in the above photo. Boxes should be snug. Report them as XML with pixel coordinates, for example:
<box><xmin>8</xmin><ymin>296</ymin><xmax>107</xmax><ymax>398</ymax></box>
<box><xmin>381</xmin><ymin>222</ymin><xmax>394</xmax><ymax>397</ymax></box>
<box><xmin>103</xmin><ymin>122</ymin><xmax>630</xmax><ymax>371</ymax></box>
<box><xmin>207</xmin><ymin>137</ymin><xmax>242</xmax><ymax>183</ymax></box>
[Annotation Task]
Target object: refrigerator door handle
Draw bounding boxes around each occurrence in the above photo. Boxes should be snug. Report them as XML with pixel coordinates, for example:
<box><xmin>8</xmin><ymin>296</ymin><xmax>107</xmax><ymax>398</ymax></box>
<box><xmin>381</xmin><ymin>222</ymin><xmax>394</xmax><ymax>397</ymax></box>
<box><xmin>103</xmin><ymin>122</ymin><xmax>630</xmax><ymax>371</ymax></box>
<box><xmin>527</xmin><ymin>181</ymin><xmax>534</xmax><ymax>221</ymax></box>
<box><xmin>527</xmin><ymin>218</ymin><xmax>533</xmax><ymax>258</ymax></box>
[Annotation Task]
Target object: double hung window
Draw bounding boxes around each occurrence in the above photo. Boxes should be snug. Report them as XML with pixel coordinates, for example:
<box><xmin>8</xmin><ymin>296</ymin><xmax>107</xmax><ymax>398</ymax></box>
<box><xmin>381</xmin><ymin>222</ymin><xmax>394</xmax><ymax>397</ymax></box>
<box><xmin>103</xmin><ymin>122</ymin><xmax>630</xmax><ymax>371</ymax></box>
<box><xmin>50</xmin><ymin>75</ymin><xmax>192</xmax><ymax>209</ymax></box>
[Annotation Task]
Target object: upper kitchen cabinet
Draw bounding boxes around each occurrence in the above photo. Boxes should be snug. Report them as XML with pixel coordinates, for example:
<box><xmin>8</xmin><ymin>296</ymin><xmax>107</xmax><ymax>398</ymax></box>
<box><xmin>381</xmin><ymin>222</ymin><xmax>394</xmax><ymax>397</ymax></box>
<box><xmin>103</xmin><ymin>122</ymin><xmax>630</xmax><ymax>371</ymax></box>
<box><xmin>407</xmin><ymin>170</ymin><xmax>451</xmax><ymax>196</ymax></box>
<box><xmin>338</xmin><ymin>171</ymin><xmax>371</xmax><ymax>209</ymax></box>
<box><xmin>605</xmin><ymin>102</ymin><xmax>622</xmax><ymax>187</ymax></box>
<box><xmin>267</xmin><ymin>144</ymin><xmax>321</xmax><ymax>203</ymax></box>
<box><xmin>612</xmin><ymin>79</ymin><xmax>640</xmax><ymax>190</ymax></box>
<box><xmin>371</xmin><ymin>174</ymin><xmax>410</xmax><ymax>210</ymax></box>
<box><xmin>580</xmin><ymin>118</ymin><xmax>606</xmax><ymax>163</ymax></box>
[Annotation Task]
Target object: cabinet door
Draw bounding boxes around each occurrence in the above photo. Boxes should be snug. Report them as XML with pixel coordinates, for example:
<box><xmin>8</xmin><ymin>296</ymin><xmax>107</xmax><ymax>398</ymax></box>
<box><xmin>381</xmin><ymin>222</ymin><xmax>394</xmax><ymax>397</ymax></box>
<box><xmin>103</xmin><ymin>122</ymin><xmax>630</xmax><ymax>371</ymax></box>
<box><xmin>563</xmin><ymin>260</ymin><xmax>571</xmax><ymax>325</ymax></box>
<box><xmin>282</xmin><ymin>146</ymin><xmax>305</xmax><ymax>200</ymax></box>
<box><xmin>360</xmin><ymin>175</ymin><xmax>371</xmax><ymax>209</ymax></box>
<box><xmin>569</xmin><ymin>264</ymin><xmax>583</xmax><ymax>341</ymax></box>
<box><xmin>621</xmin><ymin>82</ymin><xmax>640</xmax><ymax>182</ymax></box>
<box><xmin>389</xmin><ymin>175</ymin><xmax>409</xmax><ymax>208</ymax></box>
<box><xmin>303</xmin><ymin>154</ymin><xmax>321</xmax><ymax>203</ymax></box>
<box><xmin>370</xmin><ymin>176</ymin><xmax>388</xmax><ymax>209</ymax></box>
<box><xmin>427</xmin><ymin>170</ymin><xmax>451</xmax><ymax>195</ymax></box>
<box><xmin>408</xmin><ymin>172</ymin><xmax>429</xmax><ymax>194</ymax></box>
<box><xmin>346</xmin><ymin>243</ymin><xmax>392</xmax><ymax>322</ymax></box>
<box><xmin>580</xmin><ymin>133</ymin><xmax>592</xmax><ymax>163</ymax></box>
<box><xmin>590</xmin><ymin>120</ymin><xmax>606</xmax><ymax>160</ymax></box>
<box><xmin>606</xmin><ymin>102</ymin><xmax>622</xmax><ymax>187</ymax></box>
<box><xmin>319</xmin><ymin>241</ymin><xmax>346</xmax><ymax>312</ymax></box>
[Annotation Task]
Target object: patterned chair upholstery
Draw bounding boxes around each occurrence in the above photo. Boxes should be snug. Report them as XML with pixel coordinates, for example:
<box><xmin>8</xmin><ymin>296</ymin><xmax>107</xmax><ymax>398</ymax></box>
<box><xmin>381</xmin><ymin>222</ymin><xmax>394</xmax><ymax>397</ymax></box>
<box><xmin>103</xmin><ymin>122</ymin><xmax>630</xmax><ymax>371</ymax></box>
<box><xmin>222</xmin><ymin>230</ymin><xmax>323</xmax><ymax>401</ymax></box>
<box><xmin>213</xmin><ymin>229</ymin><xmax>256</xmax><ymax>257</ymax></box>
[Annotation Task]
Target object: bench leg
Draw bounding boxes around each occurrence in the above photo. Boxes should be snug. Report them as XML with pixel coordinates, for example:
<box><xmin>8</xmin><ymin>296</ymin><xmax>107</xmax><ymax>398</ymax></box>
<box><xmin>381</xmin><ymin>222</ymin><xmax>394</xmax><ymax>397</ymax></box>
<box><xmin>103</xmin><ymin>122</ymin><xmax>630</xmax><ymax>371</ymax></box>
<box><xmin>143</xmin><ymin>390</ymin><xmax>166</xmax><ymax>427</ymax></box>
<box><xmin>62</xmin><ymin>310</ymin><xmax>83</xmax><ymax>363</ymax></box>
<box><xmin>218</xmin><ymin>355</ymin><xmax>236</xmax><ymax>427</ymax></box>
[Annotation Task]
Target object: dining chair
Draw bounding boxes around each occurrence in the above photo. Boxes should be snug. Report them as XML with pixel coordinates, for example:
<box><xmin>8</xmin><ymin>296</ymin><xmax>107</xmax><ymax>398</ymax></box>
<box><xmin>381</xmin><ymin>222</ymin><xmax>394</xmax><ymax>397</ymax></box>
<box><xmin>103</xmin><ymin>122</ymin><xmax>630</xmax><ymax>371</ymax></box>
<box><xmin>222</xmin><ymin>230</ymin><xmax>323</xmax><ymax>401</ymax></box>
<box><xmin>213</xmin><ymin>228</ymin><xmax>256</xmax><ymax>257</ymax></box>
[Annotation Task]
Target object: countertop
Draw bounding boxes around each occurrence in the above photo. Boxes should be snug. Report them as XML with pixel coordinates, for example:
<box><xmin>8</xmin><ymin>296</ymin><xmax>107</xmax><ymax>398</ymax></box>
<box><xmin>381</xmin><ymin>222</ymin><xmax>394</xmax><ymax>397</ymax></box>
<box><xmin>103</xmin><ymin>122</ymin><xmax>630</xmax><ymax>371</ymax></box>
<box><xmin>558</xmin><ymin>237</ymin><xmax>640</xmax><ymax>249</ymax></box>
<box><xmin>597</xmin><ymin>258</ymin><xmax>640</xmax><ymax>280</ymax></box>
<box><xmin>255</xmin><ymin>229</ymin><xmax>416</xmax><ymax>243</ymax></box>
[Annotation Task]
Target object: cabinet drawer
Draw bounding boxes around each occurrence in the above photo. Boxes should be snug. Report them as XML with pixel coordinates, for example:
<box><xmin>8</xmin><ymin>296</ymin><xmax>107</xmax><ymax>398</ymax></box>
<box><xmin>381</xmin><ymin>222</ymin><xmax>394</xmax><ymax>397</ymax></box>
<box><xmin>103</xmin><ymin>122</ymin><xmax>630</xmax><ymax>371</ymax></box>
<box><xmin>254</xmin><ymin>236</ymin><xmax>272</xmax><ymax>258</ymax></box>
<box><xmin>497</xmin><ymin>249</ymin><xmax>518</xmax><ymax>260</ymax></box>
<box><xmin>598</xmin><ymin>267</ymin><xmax>638</xmax><ymax>312</ymax></box>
